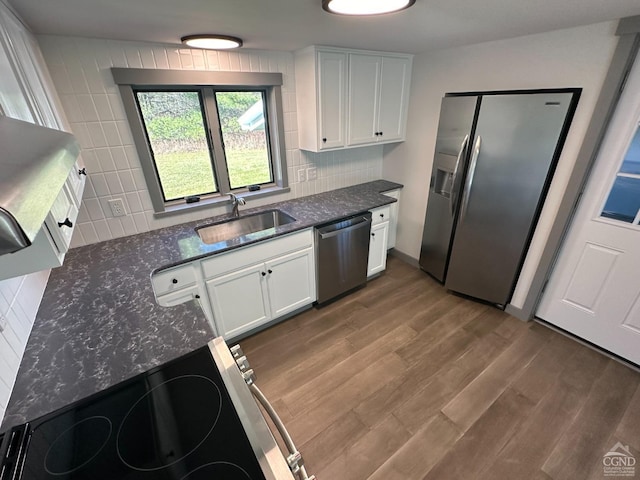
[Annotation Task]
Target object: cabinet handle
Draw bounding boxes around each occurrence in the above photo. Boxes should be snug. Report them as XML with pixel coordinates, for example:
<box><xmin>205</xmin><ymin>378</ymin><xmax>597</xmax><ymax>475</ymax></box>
<box><xmin>172</xmin><ymin>278</ymin><xmax>178</xmax><ymax>284</ymax></box>
<box><xmin>322</xmin><ymin>138</ymin><xmax>327</xmax><ymax>143</ymax></box>
<box><xmin>268</xmin><ymin>269</ymin><xmax>273</xmax><ymax>274</ymax></box>
<box><xmin>78</xmin><ymin>167</ymin><xmax>87</xmax><ymax>176</ymax></box>
<box><xmin>371</xmin><ymin>232</ymin><xmax>375</xmax><ymax>237</ymax></box>
<box><xmin>380</xmin><ymin>213</ymin><xmax>384</xmax><ymax>218</ymax></box>
<box><xmin>194</xmin><ymin>294</ymin><xmax>200</xmax><ymax>299</ymax></box>
<box><xmin>261</xmin><ymin>272</ymin><xmax>266</xmax><ymax>276</ymax></box>
<box><xmin>58</xmin><ymin>218</ymin><xmax>73</xmax><ymax>228</ymax></box>
<box><xmin>374</xmin><ymin>132</ymin><xmax>379</xmax><ymax>136</ymax></box>
<box><xmin>379</xmin><ymin>131</ymin><xmax>383</xmax><ymax>136</ymax></box>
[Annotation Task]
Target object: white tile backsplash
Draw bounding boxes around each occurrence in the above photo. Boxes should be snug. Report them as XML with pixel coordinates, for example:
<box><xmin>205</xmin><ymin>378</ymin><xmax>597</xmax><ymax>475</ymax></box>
<box><xmin>38</xmin><ymin>36</ymin><xmax>383</xmax><ymax>247</ymax></box>
<box><xmin>90</xmin><ymin>174</ymin><xmax>110</xmax><ymax>196</ymax></box>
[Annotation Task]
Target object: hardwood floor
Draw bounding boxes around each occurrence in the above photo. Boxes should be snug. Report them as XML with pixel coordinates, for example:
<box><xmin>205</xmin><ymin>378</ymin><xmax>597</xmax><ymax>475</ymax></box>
<box><xmin>239</xmin><ymin>256</ymin><xmax>640</xmax><ymax>480</ymax></box>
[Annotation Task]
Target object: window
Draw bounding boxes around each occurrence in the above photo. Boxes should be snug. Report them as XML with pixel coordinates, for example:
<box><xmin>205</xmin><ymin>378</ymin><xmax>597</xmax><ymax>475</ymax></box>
<box><xmin>113</xmin><ymin>69</ymin><xmax>287</xmax><ymax>213</ymax></box>
<box><xmin>601</xmin><ymin>123</ymin><xmax>640</xmax><ymax>224</ymax></box>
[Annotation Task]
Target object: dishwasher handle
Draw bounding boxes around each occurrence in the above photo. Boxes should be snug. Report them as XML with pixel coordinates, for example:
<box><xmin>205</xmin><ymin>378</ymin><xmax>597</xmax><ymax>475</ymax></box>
<box><xmin>317</xmin><ymin>216</ymin><xmax>371</xmax><ymax>240</ymax></box>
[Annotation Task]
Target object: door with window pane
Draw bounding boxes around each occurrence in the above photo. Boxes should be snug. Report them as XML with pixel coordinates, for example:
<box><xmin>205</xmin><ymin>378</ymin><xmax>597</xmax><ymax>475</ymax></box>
<box><xmin>537</xmin><ymin>55</ymin><xmax>640</xmax><ymax>365</ymax></box>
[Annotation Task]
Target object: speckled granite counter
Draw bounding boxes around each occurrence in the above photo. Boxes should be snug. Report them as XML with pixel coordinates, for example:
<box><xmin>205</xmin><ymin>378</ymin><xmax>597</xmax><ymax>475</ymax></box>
<box><xmin>2</xmin><ymin>180</ymin><xmax>402</xmax><ymax>430</ymax></box>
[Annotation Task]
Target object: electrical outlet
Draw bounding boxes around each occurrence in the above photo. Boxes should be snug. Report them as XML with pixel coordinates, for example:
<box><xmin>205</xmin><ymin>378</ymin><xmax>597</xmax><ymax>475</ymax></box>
<box><xmin>297</xmin><ymin>168</ymin><xmax>306</xmax><ymax>182</ymax></box>
<box><xmin>307</xmin><ymin>167</ymin><xmax>317</xmax><ymax>180</ymax></box>
<box><xmin>108</xmin><ymin>198</ymin><xmax>126</xmax><ymax>217</ymax></box>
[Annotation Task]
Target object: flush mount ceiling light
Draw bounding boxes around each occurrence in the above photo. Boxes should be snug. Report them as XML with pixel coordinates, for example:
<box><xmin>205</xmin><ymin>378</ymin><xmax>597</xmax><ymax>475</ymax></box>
<box><xmin>181</xmin><ymin>35</ymin><xmax>243</xmax><ymax>50</ymax></box>
<box><xmin>322</xmin><ymin>0</ymin><xmax>415</xmax><ymax>15</ymax></box>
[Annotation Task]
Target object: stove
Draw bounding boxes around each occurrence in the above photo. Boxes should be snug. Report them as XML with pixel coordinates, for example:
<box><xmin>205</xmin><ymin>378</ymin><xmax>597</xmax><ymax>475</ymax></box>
<box><xmin>0</xmin><ymin>339</ymin><xmax>297</xmax><ymax>480</ymax></box>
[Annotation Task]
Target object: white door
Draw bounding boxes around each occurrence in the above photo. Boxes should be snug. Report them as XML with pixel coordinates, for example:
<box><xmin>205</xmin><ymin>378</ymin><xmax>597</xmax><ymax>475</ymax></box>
<box><xmin>347</xmin><ymin>53</ymin><xmax>380</xmax><ymax>146</ymax></box>
<box><xmin>206</xmin><ymin>263</ymin><xmax>271</xmax><ymax>339</ymax></box>
<box><xmin>376</xmin><ymin>56</ymin><xmax>411</xmax><ymax>143</ymax></box>
<box><xmin>537</xmin><ymin>53</ymin><xmax>640</xmax><ymax>365</ymax></box>
<box><xmin>367</xmin><ymin>221</ymin><xmax>389</xmax><ymax>277</ymax></box>
<box><xmin>317</xmin><ymin>51</ymin><xmax>346</xmax><ymax>150</ymax></box>
<box><xmin>265</xmin><ymin>247</ymin><xmax>315</xmax><ymax>318</ymax></box>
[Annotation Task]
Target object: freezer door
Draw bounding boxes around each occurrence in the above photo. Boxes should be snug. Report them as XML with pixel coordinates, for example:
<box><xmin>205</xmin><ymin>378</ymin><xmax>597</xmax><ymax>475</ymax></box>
<box><xmin>445</xmin><ymin>92</ymin><xmax>574</xmax><ymax>305</ymax></box>
<box><xmin>419</xmin><ymin>95</ymin><xmax>478</xmax><ymax>281</ymax></box>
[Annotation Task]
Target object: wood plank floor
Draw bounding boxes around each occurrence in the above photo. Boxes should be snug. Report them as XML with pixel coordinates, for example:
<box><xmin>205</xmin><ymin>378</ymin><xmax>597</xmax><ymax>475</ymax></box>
<box><xmin>239</xmin><ymin>256</ymin><xmax>640</xmax><ymax>480</ymax></box>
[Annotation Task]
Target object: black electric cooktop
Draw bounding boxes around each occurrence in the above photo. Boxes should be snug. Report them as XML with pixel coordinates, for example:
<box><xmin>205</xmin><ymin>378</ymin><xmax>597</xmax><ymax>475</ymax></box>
<box><xmin>0</xmin><ymin>346</ymin><xmax>267</xmax><ymax>479</ymax></box>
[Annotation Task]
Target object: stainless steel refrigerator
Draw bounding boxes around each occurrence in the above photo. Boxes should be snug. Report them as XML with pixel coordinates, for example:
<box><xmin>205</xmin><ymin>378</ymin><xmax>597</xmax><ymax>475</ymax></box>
<box><xmin>419</xmin><ymin>90</ymin><xmax>580</xmax><ymax>307</ymax></box>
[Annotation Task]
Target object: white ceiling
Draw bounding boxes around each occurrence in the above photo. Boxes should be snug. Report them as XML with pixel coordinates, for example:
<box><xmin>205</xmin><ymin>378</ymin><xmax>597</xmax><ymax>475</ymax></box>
<box><xmin>8</xmin><ymin>0</ymin><xmax>640</xmax><ymax>54</ymax></box>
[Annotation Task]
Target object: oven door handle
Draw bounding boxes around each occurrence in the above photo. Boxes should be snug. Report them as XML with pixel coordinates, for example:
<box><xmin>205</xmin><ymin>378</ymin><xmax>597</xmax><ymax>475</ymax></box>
<box><xmin>249</xmin><ymin>383</ymin><xmax>315</xmax><ymax>480</ymax></box>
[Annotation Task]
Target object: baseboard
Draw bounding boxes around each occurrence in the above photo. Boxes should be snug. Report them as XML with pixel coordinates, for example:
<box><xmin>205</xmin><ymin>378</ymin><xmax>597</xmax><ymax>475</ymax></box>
<box><xmin>388</xmin><ymin>248</ymin><xmax>419</xmax><ymax>268</ymax></box>
<box><xmin>505</xmin><ymin>304</ymin><xmax>531</xmax><ymax>321</ymax></box>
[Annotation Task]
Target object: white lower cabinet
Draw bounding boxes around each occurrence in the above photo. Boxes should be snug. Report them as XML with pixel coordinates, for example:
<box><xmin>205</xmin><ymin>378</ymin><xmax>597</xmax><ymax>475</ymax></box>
<box><xmin>265</xmin><ymin>247</ymin><xmax>315</xmax><ymax>318</ymax></box>
<box><xmin>201</xmin><ymin>229</ymin><xmax>316</xmax><ymax>338</ymax></box>
<box><xmin>383</xmin><ymin>189</ymin><xmax>401</xmax><ymax>249</ymax></box>
<box><xmin>368</xmin><ymin>205</ymin><xmax>391</xmax><ymax>277</ymax></box>
<box><xmin>368</xmin><ymin>221</ymin><xmax>389</xmax><ymax>277</ymax></box>
<box><xmin>206</xmin><ymin>246</ymin><xmax>315</xmax><ymax>339</ymax></box>
<box><xmin>149</xmin><ymin>229</ymin><xmax>315</xmax><ymax>339</ymax></box>
<box><xmin>206</xmin><ymin>264</ymin><xmax>271</xmax><ymax>339</ymax></box>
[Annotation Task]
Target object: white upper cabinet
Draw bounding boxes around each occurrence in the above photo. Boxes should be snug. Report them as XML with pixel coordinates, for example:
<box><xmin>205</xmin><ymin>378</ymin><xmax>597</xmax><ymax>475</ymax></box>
<box><xmin>295</xmin><ymin>46</ymin><xmax>412</xmax><ymax>152</ymax></box>
<box><xmin>0</xmin><ymin>3</ymin><xmax>85</xmax><ymax>281</ymax></box>
<box><xmin>295</xmin><ymin>47</ymin><xmax>347</xmax><ymax>151</ymax></box>
<box><xmin>347</xmin><ymin>54</ymin><xmax>380</xmax><ymax>146</ymax></box>
<box><xmin>317</xmin><ymin>50</ymin><xmax>347</xmax><ymax>150</ymax></box>
<box><xmin>377</xmin><ymin>56</ymin><xmax>412</xmax><ymax>143</ymax></box>
<box><xmin>348</xmin><ymin>53</ymin><xmax>412</xmax><ymax>146</ymax></box>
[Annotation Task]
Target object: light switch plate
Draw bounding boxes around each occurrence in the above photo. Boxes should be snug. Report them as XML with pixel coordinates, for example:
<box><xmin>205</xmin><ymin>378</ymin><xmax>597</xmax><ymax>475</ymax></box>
<box><xmin>297</xmin><ymin>168</ymin><xmax>306</xmax><ymax>182</ymax></box>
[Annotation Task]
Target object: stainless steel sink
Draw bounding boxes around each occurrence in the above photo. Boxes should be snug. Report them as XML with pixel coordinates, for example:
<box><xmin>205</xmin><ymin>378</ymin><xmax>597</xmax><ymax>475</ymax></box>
<box><xmin>196</xmin><ymin>210</ymin><xmax>296</xmax><ymax>245</ymax></box>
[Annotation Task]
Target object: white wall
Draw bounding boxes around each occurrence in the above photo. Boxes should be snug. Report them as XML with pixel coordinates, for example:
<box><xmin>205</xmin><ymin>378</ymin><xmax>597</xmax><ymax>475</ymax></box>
<box><xmin>382</xmin><ymin>21</ymin><xmax>619</xmax><ymax>309</ymax></box>
<box><xmin>37</xmin><ymin>36</ymin><xmax>383</xmax><ymax>247</ymax></box>
<box><xmin>0</xmin><ymin>272</ymin><xmax>49</xmax><ymax>410</ymax></box>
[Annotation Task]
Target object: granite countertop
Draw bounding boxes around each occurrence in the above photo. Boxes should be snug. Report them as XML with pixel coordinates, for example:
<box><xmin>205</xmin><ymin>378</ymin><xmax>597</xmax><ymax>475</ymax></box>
<box><xmin>2</xmin><ymin>180</ymin><xmax>402</xmax><ymax>430</ymax></box>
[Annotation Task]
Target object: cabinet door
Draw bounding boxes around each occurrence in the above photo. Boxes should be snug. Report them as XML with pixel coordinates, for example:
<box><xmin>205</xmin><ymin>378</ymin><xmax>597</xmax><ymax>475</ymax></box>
<box><xmin>44</xmin><ymin>182</ymin><xmax>78</xmax><ymax>253</ymax></box>
<box><xmin>266</xmin><ymin>247</ymin><xmax>316</xmax><ymax>318</ymax></box>
<box><xmin>318</xmin><ymin>51</ymin><xmax>346</xmax><ymax>150</ymax></box>
<box><xmin>347</xmin><ymin>54</ymin><xmax>380</xmax><ymax>146</ymax></box>
<box><xmin>377</xmin><ymin>56</ymin><xmax>411</xmax><ymax>143</ymax></box>
<box><xmin>383</xmin><ymin>189</ymin><xmax>401</xmax><ymax>249</ymax></box>
<box><xmin>368</xmin><ymin>221</ymin><xmax>389</xmax><ymax>277</ymax></box>
<box><xmin>206</xmin><ymin>264</ymin><xmax>271</xmax><ymax>339</ymax></box>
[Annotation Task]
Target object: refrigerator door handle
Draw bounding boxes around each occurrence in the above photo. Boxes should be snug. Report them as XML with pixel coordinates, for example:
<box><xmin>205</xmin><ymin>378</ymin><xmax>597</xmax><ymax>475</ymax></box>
<box><xmin>450</xmin><ymin>135</ymin><xmax>469</xmax><ymax>216</ymax></box>
<box><xmin>460</xmin><ymin>135</ymin><xmax>482</xmax><ymax>221</ymax></box>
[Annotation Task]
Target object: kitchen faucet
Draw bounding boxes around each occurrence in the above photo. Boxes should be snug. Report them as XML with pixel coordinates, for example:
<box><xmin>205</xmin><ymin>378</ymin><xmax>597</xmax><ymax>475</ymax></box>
<box><xmin>229</xmin><ymin>193</ymin><xmax>246</xmax><ymax>217</ymax></box>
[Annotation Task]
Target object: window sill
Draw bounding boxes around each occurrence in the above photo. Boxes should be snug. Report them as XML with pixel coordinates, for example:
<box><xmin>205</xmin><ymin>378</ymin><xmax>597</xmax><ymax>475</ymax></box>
<box><xmin>154</xmin><ymin>185</ymin><xmax>291</xmax><ymax>218</ymax></box>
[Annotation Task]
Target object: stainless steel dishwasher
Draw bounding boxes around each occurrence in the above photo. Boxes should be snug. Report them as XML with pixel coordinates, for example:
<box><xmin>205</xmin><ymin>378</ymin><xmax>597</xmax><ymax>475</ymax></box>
<box><xmin>315</xmin><ymin>212</ymin><xmax>372</xmax><ymax>304</ymax></box>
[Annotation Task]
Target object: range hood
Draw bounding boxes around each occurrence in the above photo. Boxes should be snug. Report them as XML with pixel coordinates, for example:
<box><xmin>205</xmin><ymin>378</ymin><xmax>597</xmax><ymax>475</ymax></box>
<box><xmin>0</xmin><ymin>116</ymin><xmax>79</xmax><ymax>255</ymax></box>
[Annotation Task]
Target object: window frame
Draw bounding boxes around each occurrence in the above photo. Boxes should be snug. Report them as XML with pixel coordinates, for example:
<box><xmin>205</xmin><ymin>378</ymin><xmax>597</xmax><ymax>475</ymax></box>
<box><xmin>113</xmin><ymin>68</ymin><xmax>288</xmax><ymax>215</ymax></box>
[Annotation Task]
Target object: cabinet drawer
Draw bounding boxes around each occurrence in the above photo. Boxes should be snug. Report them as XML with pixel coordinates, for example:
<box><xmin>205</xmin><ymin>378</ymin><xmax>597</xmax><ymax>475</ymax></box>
<box><xmin>156</xmin><ymin>284</ymin><xmax>200</xmax><ymax>307</ymax></box>
<box><xmin>370</xmin><ymin>205</ymin><xmax>391</xmax><ymax>226</ymax></box>
<box><xmin>202</xmin><ymin>229</ymin><xmax>313</xmax><ymax>279</ymax></box>
<box><xmin>152</xmin><ymin>263</ymin><xmax>197</xmax><ymax>296</ymax></box>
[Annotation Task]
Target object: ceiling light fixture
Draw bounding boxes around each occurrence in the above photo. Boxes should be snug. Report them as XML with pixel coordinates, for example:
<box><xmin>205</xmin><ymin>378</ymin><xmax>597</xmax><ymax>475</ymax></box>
<box><xmin>181</xmin><ymin>34</ymin><xmax>243</xmax><ymax>50</ymax></box>
<box><xmin>322</xmin><ymin>0</ymin><xmax>415</xmax><ymax>15</ymax></box>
